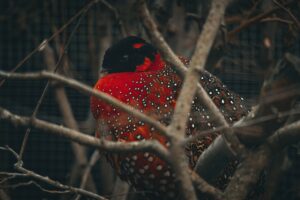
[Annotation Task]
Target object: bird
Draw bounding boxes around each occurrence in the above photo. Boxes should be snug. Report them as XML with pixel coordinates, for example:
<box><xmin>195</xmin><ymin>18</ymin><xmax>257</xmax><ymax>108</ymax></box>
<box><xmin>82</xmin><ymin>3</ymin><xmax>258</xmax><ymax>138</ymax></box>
<box><xmin>90</xmin><ymin>36</ymin><xmax>248</xmax><ymax>199</ymax></box>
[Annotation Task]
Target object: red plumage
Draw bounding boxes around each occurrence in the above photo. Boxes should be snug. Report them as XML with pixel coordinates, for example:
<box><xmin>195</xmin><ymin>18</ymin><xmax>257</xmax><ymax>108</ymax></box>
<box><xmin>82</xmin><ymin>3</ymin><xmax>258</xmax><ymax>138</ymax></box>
<box><xmin>90</xmin><ymin>36</ymin><xmax>248</xmax><ymax>199</ymax></box>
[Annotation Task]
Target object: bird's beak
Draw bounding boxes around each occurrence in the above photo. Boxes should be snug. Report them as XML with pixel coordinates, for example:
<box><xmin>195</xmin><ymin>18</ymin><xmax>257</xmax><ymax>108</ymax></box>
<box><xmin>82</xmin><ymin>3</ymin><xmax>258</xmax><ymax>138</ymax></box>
<box><xmin>99</xmin><ymin>68</ymin><xmax>109</xmax><ymax>78</ymax></box>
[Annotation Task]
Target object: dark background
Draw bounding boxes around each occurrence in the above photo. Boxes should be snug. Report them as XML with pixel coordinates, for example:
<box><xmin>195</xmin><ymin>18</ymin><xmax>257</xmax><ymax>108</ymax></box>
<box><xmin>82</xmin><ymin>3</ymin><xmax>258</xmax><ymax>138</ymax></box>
<box><xmin>0</xmin><ymin>0</ymin><xmax>299</xmax><ymax>199</ymax></box>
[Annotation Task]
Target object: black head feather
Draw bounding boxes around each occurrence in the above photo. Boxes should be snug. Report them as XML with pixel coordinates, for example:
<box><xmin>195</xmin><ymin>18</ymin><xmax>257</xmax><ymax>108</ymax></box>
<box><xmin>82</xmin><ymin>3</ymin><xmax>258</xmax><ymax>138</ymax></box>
<box><xmin>102</xmin><ymin>36</ymin><xmax>158</xmax><ymax>73</ymax></box>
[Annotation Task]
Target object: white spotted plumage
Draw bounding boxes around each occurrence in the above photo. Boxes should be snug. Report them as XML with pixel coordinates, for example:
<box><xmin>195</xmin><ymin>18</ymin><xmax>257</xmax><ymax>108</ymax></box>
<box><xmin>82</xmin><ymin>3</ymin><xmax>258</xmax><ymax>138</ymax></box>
<box><xmin>91</xmin><ymin>37</ymin><xmax>249</xmax><ymax>200</ymax></box>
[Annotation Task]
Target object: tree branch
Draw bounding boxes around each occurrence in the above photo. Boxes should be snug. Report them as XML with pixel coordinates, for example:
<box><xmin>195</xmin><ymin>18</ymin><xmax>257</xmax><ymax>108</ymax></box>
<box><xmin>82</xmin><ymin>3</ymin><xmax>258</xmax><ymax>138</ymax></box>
<box><xmin>194</xmin><ymin>52</ymin><xmax>300</xmax><ymax>183</ymax></box>
<box><xmin>0</xmin><ymin>107</ymin><xmax>170</xmax><ymax>162</ymax></box>
<box><xmin>110</xmin><ymin>178</ymin><xmax>130</xmax><ymax>200</ymax></box>
<box><xmin>0</xmin><ymin>147</ymin><xmax>108</xmax><ymax>200</ymax></box>
<box><xmin>74</xmin><ymin>151</ymin><xmax>101</xmax><ymax>200</ymax></box>
<box><xmin>138</xmin><ymin>0</ymin><xmax>233</xmax><ymax>200</ymax></box>
<box><xmin>137</xmin><ymin>0</ymin><xmax>244</xmax><ymax>158</ymax></box>
<box><xmin>18</xmin><ymin>1</ymin><xmax>91</xmax><ymax>163</ymax></box>
<box><xmin>224</xmin><ymin>119</ymin><xmax>300</xmax><ymax>200</ymax></box>
<box><xmin>0</xmin><ymin>0</ymin><xmax>99</xmax><ymax>87</ymax></box>
<box><xmin>190</xmin><ymin>169</ymin><xmax>224</xmax><ymax>200</ymax></box>
<box><xmin>0</xmin><ymin>68</ymin><xmax>222</xmax><ymax>199</ymax></box>
<box><xmin>0</xmin><ymin>70</ymin><xmax>170</xmax><ymax>139</ymax></box>
<box><xmin>0</xmin><ymin>190</ymin><xmax>10</xmax><ymax>200</ymax></box>
<box><xmin>227</xmin><ymin>0</ymin><xmax>294</xmax><ymax>39</ymax></box>
<box><xmin>136</xmin><ymin>0</ymin><xmax>187</xmax><ymax>76</ymax></box>
<box><xmin>273</xmin><ymin>0</ymin><xmax>300</xmax><ymax>30</ymax></box>
<box><xmin>170</xmin><ymin>0</ymin><xmax>231</xmax><ymax>139</ymax></box>
<box><xmin>99</xmin><ymin>0</ymin><xmax>128</xmax><ymax>37</ymax></box>
<box><xmin>43</xmin><ymin>43</ymin><xmax>97</xmax><ymax>193</ymax></box>
<box><xmin>168</xmin><ymin>1</ymin><xmax>234</xmax><ymax>199</ymax></box>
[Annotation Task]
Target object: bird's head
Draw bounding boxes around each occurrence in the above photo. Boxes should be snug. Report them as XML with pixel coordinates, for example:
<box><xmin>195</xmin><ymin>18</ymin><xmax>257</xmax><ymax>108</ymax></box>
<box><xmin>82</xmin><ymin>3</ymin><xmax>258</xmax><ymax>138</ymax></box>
<box><xmin>102</xmin><ymin>36</ymin><xmax>163</xmax><ymax>73</ymax></box>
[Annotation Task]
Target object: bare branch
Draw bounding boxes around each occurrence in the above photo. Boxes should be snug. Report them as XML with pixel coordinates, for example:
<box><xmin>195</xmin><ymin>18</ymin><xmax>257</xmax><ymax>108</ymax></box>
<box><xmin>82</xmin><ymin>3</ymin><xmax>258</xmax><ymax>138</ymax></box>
<box><xmin>43</xmin><ymin>43</ymin><xmax>97</xmax><ymax>193</ymax></box>
<box><xmin>285</xmin><ymin>53</ymin><xmax>300</xmax><ymax>73</ymax></box>
<box><xmin>194</xmin><ymin>52</ymin><xmax>300</xmax><ymax>183</ymax></box>
<box><xmin>185</xmin><ymin>99</ymin><xmax>300</xmax><ymax>146</ymax></box>
<box><xmin>110</xmin><ymin>178</ymin><xmax>130</xmax><ymax>200</ymax></box>
<box><xmin>222</xmin><ymin>54</ymin><xmax>300</xmax><ymax>199</ymax></box>
<box><xmin>171</xmin><ymin>0</ymin><xmax>231</xmax><ymax>139</ymax></box>
<box><xmin>0</xmin><ymin>147</ymin><xmax>108</xmax><ymax>200</ymax></box>
<box><xmin>0</xmin><ymin>107</ymin><xmax>170</xmax><ymax>162</ymax></box>
<box><xmin>18</xmin><ymin>1</ymin><xmax>91</xmax><ymax>162</ymax></box>
<box><xmin>194</xmin><ymin>134</ymin><xmax>237</xmax><ymax>181</ymax></box>
<box><xmin>0</xmin><ymin>70</ymin><xmax>170</xmax><ymax>139</ymax></box>
<box><xmin>224</xmin><ymin>119</ymin><xmax>300</xmax><ymax>200</ymax></box>
<box><xmin>0</xmin><ymin>172</ymin><xmax>28</xmax><ymax>185</ymax></box>
<box><xmin>0</xmin><ymin>0</ymin><xmax>99</xmax><ymax>87</ymax></box>
<box><xmin>0</xmin><ymin>189</ymin><xmax>10</xmax><ymax>200</ymax></box>
<box><xmin>99</xmin><ymin>0</ymin><xmax>128</xmax><ymax>37</ymax></box>
<box><xmin>227</xmin><ymin>0</ymin><xmax>294</xmax><ymax>39</ymax></box>
<box><xmin>137</xmin><ymin>1</ymin><xmax>234</xmax><ymax>199</ymax></box>
<box><xmin>273</xmin><ymin>0</ymin><xmax>300</xmax><ymax>29</ymax></box>
<box><xmin>189</xmin><ymin>169</ymin><xmax>224</xmax><ymax>200</ymax></box>
<box><xmin>74</xmin><ymin>151</ymin><xmax>101</xmax><ymax>200</ymax></box>
<box><xmin>137</xmin><ymin>0</ymin><xmax>238</xmax><ymax>139</ymax></box>
<box><xmin>166</xmin><ymin>1</ymin><xmax>233</xmax><ymax>200</ymax></box>
<box><xmin>261</xmin><ymin>17</ymin><xmax>293</xmax><ymax>24</ymax></box>
<box><xmin>136</xmin><ymin>0</ymin><xmax>187</xmax><ymax>76</ymax></box>
<box><xmin>263</xmin><ymin>151</ymin><xmax>286</xmax><ymax>200</ymax></box>
<box><xmin>138</xmin><ymin>5</ymin><xmax>247</xmax><ymax>186</ymax></box>
<box><xmin>269</xmin><ymin>119</ymin><xmax>300</xmax><ymax>148</ymax></box>
<box><xmin>1</xmin><ymin>180</ymin><xmax>70</xmax><ymax>194</ymax></box>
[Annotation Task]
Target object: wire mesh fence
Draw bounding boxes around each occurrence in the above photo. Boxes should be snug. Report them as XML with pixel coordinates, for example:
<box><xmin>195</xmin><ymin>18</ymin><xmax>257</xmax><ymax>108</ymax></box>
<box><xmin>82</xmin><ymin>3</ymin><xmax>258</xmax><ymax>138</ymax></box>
<box><xmin>0</xmin><ymin>0</ymin><xmax>299</xmax><ymax>199</ymax></box>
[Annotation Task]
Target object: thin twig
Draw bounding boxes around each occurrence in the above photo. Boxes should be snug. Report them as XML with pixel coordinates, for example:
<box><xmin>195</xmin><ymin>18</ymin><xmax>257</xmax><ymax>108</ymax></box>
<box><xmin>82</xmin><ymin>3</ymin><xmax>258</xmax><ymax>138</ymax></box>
<box><xmin>261</xmin><ymin>17</ymin><xmax>293</xmax><ymax>24</ymax></box>
<box><xmin>0</xmin><ymin>172</ymin><xmax>26</xmax><ymax>177</ymax></box>
<box><xmin>1</xmin><ymin>180</ymin><xmax>70</xmax><ymax>194</ymax></box>
<box><xmin>223</xmin><ymin>60</ymin><xmax>300</xmax><ymax>199</ymax></box>
<box><xmin>227</xmin><ymin>0</ymin><xmax>294</xmax><ymax>38</ymax></box>
<box><xmin>0</xmin><ymin>0</ymin><xmax>99</xmax><ymax>87</ymax></box>
<box><xmin>224</xmin><ymin>119</ymin><xmax>300</xmax><ymax>200</ymax></box>
<box><xmin>43</xmin><ymin>43</ymin><xmax>97</xmax><ymax>193</ymax></box>
<box><xmin>0</xmin><ymin>107</ymin><xmax>170</xmax><ymax>162</ymax></box>
<box><xmin>99</xmin><ymin>0</ymin><xmax>128</xmax><ymax>37</ymax></box>
<box><xmin>18</xmin><ymin>0</ymin><xmax>92</xmax><ymax>162</ymax></box>
<box><xmin>273</xmin><ymin>0</ymin><xmax>300</xmax><ymax>29</ymax></box>
<box><xmin>0</xmin><ymin>173</ymin><xmax>28</xmax><ymax>185</ymax></box>
<box><xmin>74</xmin><ymin>151</ymin><xmax>100</xmax><ymax>200</ymax></box>
<box><xmin>189</xmin><ymin>169</ymin><xmax>224</xmax><ymax>200</ymax></box>
<box><xmin>171</xmin><ymin>0</ymin><xmax>231</xmax><ymax>139</ymax></box>
<box><xmin>244</xmin><ymin>0</ymin><xmax>263</xmax><ymax>19</ymax></box>
<box><xmin>195</xmin><ymin>53</ymin><xmax>300</xmax><ymax>183</ymax></box>
<box><xmin>3</xmin><ymin>71</ymin><xmax>300</xmax><ymax>199</ymax></box>
<box><xmin>269</xmin><ymin>119</ymin><xmax>300</xmax><ymax>148</ymax></box>
<box><xmin>137</xmin><ymin>0</ymin><xmax>233</xmax><ymax>200</ymax></box>
<box><xmin>137</xmin><ymin>0</ymin><xmax>234</xmax><ymax>134</ymax></box>
<box><xmin>184</xmin><ymin>101</ymin><xmax>300</xmax><ymax>146</ymax></box>
<box><xmin>0</xmin><ymin>70</ymin><xmax>170</xmax><ymax>139</ymax></box>
<box><xmin>166</xmin><ymin>1</ymin><xmax>232</xmax><ymax>200</ymax></box>
<box><xmin>0</xmin><ymin>147</ymin><xmax>108</xmax><ymax>200</ymax></box>
<box><xmin>136</xmin><ymin>0</ymin><xmax>188</xmax><ymax>76</ymax></box>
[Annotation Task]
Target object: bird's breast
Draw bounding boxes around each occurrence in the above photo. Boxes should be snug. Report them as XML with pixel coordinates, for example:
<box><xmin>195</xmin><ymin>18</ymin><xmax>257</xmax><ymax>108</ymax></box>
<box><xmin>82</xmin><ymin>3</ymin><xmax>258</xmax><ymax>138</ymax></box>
<box><xmin>90</xmin><ymin>67</ymin><xmax>181</xmax><ymax>139</ymax></box>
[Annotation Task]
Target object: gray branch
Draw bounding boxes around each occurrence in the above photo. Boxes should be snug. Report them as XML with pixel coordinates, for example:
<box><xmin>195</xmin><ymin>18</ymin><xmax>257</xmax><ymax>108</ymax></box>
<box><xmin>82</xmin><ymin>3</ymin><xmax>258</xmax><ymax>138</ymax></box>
<box><xmin>0</xmin><ymin>107</ymin><xmax>170</xmax><ymax>162</ymax></box>
<box><xmin>0</xmin><ymin>70</ymin><xmax>170</xmax><ymax>139</ymax></box>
